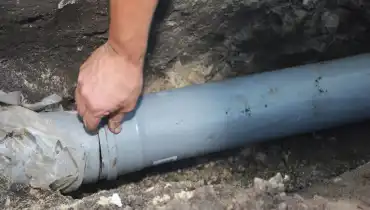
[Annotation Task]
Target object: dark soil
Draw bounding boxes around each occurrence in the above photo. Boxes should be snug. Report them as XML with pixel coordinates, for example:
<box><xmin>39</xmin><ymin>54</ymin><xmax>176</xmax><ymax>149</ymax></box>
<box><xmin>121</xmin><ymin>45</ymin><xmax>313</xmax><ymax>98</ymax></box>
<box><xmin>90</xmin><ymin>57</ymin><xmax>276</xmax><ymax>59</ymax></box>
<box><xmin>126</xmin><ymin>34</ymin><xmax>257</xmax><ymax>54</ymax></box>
<box><xmin>1</xmin><ymin>0</ymin><xmax>370</xmax><ymax>100</ymax></box>
<box><xmin>1</xmin><ymin>0</ymin><xmax>370</xmax><ymax>209</ymax></box>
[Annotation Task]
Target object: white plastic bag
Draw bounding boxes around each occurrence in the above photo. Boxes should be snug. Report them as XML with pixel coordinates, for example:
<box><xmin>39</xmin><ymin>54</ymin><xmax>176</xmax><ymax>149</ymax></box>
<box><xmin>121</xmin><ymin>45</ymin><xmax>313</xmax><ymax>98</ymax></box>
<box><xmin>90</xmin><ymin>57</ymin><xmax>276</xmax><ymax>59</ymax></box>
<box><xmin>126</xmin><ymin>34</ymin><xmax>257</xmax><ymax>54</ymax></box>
<box><xmin>0</xmin><ymin>105</ymin><xmax>85</xmax><ymax>193</ymax></box>
<box><xmin>0</xmin><ymin>90</ymin><xmax>63</xmax><ymax>111</ymax></box>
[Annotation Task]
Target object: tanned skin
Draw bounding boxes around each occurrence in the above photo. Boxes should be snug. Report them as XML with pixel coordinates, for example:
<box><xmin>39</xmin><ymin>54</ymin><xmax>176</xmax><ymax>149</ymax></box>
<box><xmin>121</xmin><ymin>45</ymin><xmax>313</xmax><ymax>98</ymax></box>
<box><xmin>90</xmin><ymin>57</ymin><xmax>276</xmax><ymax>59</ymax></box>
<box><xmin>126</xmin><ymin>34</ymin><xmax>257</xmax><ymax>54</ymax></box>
<box><xmin>75</xmin><ymin>0</ymin><xmax>159</xmax><ymax>134</ymax></box>
<box><xmin>108</xmin><ymin>0</ymin><xmax>159</xmax><ymax>64</ymax></box>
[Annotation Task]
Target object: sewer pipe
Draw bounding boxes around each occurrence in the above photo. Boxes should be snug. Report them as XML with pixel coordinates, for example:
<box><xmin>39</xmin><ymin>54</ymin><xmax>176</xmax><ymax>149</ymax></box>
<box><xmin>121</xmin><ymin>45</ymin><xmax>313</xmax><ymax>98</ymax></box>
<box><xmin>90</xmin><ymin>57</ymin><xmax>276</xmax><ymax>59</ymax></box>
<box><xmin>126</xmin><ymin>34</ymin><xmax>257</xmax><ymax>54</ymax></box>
<box><xmin>41</xmin><ymin>53</ymin><xmax>370</xmax><ymax>187</ymax></box>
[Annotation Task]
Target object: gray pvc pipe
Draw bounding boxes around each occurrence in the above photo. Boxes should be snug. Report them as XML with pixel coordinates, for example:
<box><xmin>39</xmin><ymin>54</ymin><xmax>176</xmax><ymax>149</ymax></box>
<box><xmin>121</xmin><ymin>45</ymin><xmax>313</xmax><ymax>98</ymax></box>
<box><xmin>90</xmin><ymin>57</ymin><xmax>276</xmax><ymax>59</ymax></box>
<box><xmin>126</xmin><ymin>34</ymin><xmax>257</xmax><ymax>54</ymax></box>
<box><xmin>41</xmin><ymin>53</ymin><xmax>370</xmax><ymax>186</ymax></box>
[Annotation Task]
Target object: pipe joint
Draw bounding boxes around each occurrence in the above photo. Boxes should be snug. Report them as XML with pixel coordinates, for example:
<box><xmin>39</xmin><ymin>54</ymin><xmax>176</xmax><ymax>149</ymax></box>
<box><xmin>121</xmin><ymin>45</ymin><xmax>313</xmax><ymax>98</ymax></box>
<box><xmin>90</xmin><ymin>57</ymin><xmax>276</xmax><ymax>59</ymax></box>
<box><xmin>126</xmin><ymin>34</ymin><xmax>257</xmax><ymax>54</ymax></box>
<box><xmin>98</xmin><ymin>127</ymin><xmax>119</xmax><ymax>180</ymax></box>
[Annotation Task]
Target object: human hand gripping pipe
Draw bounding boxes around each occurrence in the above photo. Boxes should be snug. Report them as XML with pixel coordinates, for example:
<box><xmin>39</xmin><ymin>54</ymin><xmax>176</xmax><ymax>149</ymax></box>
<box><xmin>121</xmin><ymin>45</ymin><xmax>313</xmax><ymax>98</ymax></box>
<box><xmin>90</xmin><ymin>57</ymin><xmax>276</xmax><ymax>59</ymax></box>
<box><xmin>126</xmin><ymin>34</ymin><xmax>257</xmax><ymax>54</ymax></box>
<box><xmin>6</xmin><ymin>53</ymin><xmax>370</xmax><ymax>192</ymax></box>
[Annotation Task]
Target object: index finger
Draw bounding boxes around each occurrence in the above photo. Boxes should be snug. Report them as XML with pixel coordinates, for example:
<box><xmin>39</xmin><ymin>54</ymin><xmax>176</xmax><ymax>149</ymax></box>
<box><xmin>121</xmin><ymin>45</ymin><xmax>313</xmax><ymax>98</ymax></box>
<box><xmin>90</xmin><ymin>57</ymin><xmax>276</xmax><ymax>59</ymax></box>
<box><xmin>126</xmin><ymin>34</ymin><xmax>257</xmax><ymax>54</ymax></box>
<box><xmin>75</xmin><ymin>86</ymin><xmax>86</xmax><ymax>117</ymax></box>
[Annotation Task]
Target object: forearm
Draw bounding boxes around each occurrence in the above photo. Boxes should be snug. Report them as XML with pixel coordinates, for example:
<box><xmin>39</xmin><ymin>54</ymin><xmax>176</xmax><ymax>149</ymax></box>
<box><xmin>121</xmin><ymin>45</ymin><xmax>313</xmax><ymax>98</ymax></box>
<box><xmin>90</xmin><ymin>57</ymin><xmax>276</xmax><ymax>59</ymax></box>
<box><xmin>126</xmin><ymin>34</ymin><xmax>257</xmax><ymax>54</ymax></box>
<box><xmin>108</xmin><ymin>0</ymin><xmax>158</xmax><ymax>64</ymax></box>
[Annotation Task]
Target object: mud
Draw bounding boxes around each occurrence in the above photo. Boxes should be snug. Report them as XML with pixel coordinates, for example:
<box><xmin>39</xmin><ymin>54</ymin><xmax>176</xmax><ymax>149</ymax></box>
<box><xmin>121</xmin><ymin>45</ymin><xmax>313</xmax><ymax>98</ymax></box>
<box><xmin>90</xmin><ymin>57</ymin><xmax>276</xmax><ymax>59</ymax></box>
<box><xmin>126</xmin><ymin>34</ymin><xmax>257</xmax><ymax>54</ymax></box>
<box><xmin>1</xmin><ymin>0</ymin><xmax>370</xmax><ymax>209</ymax></box>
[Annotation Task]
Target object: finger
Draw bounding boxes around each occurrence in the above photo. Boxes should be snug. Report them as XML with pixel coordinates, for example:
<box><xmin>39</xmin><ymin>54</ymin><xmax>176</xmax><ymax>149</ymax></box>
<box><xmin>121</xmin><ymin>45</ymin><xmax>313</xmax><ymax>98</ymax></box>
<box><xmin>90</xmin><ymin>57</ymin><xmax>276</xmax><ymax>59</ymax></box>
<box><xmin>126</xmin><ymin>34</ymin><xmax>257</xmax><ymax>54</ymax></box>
<box><xmin>75</xmin><ymin>86</ymin><xmax>86</xmax><ymax>117</ymax></box>
<box><xmin>123</xmin><ymin>95</ymin><xmax>139</xmax><ymax>113</ymax></box>
<box><xmin>108</xmin><ymin>110</ymin><xmax>125</xmax><ymax>134</ymax></box>
<box><xmin>83</xmin><ymin>109</ymin><xmax>101</xmax><ymax>132</ymax></box>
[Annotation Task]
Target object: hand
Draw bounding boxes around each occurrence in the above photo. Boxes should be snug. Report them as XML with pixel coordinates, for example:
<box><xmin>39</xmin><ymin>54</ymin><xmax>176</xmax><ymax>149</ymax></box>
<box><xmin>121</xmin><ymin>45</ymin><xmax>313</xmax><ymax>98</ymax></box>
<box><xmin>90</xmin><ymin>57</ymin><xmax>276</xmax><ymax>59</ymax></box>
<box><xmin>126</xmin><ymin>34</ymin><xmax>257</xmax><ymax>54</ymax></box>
<box><xmin>75</xmin><ymin>42</ymin><xmax>143</xmax><ymax>134</ymax></box>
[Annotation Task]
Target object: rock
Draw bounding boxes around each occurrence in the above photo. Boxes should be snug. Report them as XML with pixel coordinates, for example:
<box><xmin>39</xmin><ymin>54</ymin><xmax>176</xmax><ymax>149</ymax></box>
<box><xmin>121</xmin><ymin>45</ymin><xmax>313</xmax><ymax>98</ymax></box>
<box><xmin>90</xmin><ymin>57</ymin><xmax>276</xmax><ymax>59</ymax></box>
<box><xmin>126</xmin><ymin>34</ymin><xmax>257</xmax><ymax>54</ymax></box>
<box><xmin>152</xmin><ymin>194</ymin><xmax>171</xmax><ymax>206</ymax></box>
<box><xmin>96</xmin><ymin>193</ymin><xmax>123</xmax><ymax>207</ymax></box>
<box><xmin>321</xmin><ymin>10</ymin><xmax>340</xmax><ymax>32</ymax></box>
<box><xmin>174</xmin><ymin>190</ymin><xmax>194</xmax><ymax>201</ymax></box>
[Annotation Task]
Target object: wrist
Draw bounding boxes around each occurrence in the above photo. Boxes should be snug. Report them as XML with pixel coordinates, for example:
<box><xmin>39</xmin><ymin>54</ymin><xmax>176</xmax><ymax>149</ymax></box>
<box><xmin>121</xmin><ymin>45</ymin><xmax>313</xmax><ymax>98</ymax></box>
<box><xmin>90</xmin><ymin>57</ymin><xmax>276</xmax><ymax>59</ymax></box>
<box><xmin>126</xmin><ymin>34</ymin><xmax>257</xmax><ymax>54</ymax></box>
<box><xmin>107</xmin><ymin>37</ymin><xmax>146</xmax><ymax>66</ymax></box>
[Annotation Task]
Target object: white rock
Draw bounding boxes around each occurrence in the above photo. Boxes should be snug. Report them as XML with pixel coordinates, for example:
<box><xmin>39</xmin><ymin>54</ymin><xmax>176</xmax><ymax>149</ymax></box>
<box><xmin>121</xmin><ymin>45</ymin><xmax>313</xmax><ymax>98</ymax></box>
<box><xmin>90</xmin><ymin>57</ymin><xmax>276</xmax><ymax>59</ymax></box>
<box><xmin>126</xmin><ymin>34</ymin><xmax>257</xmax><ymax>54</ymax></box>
<box><xmin>152</xmin><ymin>194</ymin><xmax>171</xmax><ymax>205</ymax></box>
<box><xmin>174</xmin><ymin>190</ymin><xmax>194</xmax><ymax>201</ymax></box>
<box><xmin>97</xmin><ymin>193</ymin><xmax>123</xmax><ymax>207</ymax></box>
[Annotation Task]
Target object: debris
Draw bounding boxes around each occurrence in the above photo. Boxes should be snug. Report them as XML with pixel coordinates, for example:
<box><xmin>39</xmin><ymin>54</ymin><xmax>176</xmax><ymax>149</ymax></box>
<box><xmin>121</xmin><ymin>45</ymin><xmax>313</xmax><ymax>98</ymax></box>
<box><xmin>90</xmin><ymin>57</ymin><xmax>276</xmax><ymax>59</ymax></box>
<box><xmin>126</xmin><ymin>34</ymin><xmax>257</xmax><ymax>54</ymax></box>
<box><xmin>0</xmin><ymin>106</ymin><xmax>85</xmax><ymax>193</ymax></box>
<box><xmin>58</xmin><ymin>0</ymin><xmax>78</xmax><ymax>9</ymax></box>
<box><xmin>321</xmin><ymin>11</ymin><xmax>340</xmax><ymax>32</ymax></box>
<box><xmin>0</xmin><ymin>90</ymin><xmax>62</xmax><ymax>111</ymax></box>
<box><xmin>152</xmin><ymin>194</ymin><xmax>171</xmax><ymax>205</ymax></box>
<box><xmin>253</xmin><ymin>173</ymin><xmax>288</xmax><ymax>193</ymax></box>
<box><xmin>97</xmin><ymin>193</ymin><xmax>123</xmax><ymax>207</ymax></box>
<box><xmin>174</xmin><ymin>190</ymin><xmax>194</xmax><ymax>201</ymax></box>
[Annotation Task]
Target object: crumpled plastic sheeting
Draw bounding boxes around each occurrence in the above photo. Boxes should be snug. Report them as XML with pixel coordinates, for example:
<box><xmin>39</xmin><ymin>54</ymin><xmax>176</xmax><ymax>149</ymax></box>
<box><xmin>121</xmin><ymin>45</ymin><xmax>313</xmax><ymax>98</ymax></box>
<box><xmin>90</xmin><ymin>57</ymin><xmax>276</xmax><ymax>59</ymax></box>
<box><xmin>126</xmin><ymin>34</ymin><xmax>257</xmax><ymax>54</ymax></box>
<box><xmin>0</xmin><ymin>90</ymin><xmax>63</xmax><ymax>111</ymax></box>
<box><xmin>0</xmin><ymin>92</ymin><xmax>85</xmax><ymax>193</ymax></box>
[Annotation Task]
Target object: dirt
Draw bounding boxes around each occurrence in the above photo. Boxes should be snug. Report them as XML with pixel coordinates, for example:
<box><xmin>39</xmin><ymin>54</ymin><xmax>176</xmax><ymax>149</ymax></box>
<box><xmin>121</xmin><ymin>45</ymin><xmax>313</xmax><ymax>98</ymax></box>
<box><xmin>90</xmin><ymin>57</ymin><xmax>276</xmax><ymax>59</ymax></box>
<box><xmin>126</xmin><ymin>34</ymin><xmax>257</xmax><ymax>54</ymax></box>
<box><xmin>1</xmin><ymin>0</ymin><xmax>370</xmax><ymax>209</ymax></box>
<box><xmin>2</xmin><ymin>123</ymin><xmax>370</xmax><ymax>209</ymax></box>
<box><xmin>2</xmin><ymin>0</ymin><xmax>370</xmax><ymax>100</ymax></box>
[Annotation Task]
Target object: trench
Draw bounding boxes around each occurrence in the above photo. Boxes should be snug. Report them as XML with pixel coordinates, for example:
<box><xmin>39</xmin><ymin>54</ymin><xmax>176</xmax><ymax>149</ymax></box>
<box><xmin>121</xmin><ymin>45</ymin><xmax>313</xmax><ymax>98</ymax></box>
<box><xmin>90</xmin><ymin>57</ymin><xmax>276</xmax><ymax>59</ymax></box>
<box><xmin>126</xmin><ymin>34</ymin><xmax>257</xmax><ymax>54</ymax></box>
<box><xmin>2</xmin><ymin>0</ymin><xmax>370</xmax><ymax>209</ymax></box>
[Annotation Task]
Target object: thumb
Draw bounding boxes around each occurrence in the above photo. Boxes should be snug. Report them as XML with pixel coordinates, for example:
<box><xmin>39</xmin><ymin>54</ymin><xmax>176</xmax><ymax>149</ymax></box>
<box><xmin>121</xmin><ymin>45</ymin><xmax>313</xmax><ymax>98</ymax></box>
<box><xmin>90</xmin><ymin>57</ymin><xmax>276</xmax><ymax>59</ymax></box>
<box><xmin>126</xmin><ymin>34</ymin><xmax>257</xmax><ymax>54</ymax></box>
<box><xmin>83</xmin><ymin>109</ymin><xmax>101</xmax><ymax>133</ymax></box>
<box><xmin>108</xmin><ymin>110</ymin><xmax>125</xmax><ymax>134</ymax></box>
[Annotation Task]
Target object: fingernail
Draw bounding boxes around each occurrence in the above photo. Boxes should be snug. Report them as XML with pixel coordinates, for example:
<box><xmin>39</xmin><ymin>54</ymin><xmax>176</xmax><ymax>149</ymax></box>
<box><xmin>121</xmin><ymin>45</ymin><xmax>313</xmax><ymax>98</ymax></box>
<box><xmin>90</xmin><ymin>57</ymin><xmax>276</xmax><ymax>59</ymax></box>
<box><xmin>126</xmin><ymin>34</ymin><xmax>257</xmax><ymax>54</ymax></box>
<box><xmin>114</xmin><ymin>125</ymin><xmax>122</xmax><ymax>134</ymax></box>
<box><xmin>83</xmin><ymin>118</ymin><xmax>87</xmax><ymax>128</ymax></box>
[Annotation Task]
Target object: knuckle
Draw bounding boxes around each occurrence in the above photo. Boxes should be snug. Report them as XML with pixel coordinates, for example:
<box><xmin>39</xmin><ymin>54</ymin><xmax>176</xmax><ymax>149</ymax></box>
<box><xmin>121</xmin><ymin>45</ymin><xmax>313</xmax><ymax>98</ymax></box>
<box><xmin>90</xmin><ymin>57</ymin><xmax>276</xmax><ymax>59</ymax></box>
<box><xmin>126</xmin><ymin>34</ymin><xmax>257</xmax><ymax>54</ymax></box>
<box><xmin>86</xmin><ymin>99</ymin><xmax>107</xmax><ymax>117</ymax></box>
<box><xmin>80</xmin><ymin>86</ymin><xmax>90</xmax><ymax>98</ymax></box>
<box><xmin>77</xmin><ymin>78</ymin><xmax>83</xmax><ymax>85</ymax></box>
<box><xmin>77</xmin><ymin>72</ymin><xmax>85</xmax><ymax>84</ymax></box>
<box><xmin>88</xmin><ymin>103</ymin><xmax>100</xmax><ymax>114</ymax></box>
